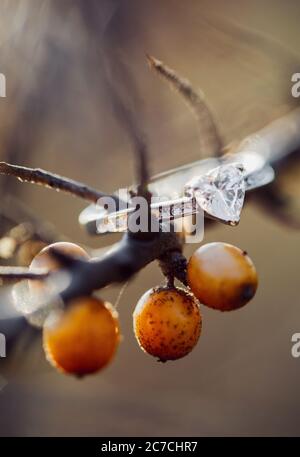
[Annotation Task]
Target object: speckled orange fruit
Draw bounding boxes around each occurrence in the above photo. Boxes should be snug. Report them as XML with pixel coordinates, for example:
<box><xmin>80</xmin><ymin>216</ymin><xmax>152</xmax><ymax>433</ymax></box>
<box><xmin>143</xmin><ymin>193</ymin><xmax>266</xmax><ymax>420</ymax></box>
<box><xmin>43</xmin><ymin>296</ymin><xmax>120</xmax><ymax>377</ymax></box>
<box><xmin>187</xmin><ymin>242</ymin><xmax>258</xmax><ymax>311</ymax></box>
<box><xmin>133</xmin><ymin>286</ymin><xmax>202</xmax><ymax>362</ymax></box>
<box><xmin>29</xmin><ymin>242</ymin><xmax>90</xmax><ymax>292</ymax></box>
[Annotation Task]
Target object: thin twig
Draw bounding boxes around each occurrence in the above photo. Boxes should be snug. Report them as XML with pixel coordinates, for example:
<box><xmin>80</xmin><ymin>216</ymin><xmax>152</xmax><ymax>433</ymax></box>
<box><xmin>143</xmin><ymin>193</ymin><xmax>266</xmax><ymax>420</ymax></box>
<box><xmin>147</xmin><ymin>55</ymin><xmax>223</xmax><ymax>157</ymax></box>
<box><xmin>135</xmin><ymin>138</ymin><xmax>151</xmax><ymax>199</ymax></box>
<box><xmin>114</xmin><ymin>281</ymin><xmax>129</xmax><ymax>309</ymax></box>
<box><xmin>0</xmin><ymin>162</ymin><xmax>119</xmax><ymax>204</ymax></box>
<box><xmin>0</xmin><ymin>266</ymin><xmax>49</xmax><ymax>280</ymax></box>
<box><xmin>103</xmin><ymin>55</ymin><xmax>153</xmax><ymax>242</ymax></box>
<box><xmin>104</xmin><ymin>72</ymin><xmax>151</xmax><ymax>200</ymax></box>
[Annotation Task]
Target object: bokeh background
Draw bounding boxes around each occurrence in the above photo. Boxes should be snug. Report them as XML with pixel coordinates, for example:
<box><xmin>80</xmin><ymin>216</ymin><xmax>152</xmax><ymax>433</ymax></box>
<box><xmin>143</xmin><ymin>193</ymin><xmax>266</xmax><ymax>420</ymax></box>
<box><xmin>0</xmin><ymin>0</ymin><xmax>300</xmax><ymax>437</ymax></box>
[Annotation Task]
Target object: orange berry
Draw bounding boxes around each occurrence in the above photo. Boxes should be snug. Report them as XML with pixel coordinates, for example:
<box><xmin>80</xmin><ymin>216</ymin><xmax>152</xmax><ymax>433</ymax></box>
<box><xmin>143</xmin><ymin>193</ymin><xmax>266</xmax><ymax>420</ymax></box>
<box><xmin>43</xmin><ymin>296</ymin><xmax>120</xmax><ymax>377</ymax></box>
<box><xmin>187</xmin><ymin>242</ymin><xmax>258</xmax><ymax>311</ymax></box>
<box><xmin>29</xmin><ymin>242</ymin><xmax>89</xmax><ymax>292</ymax></box>
<box><xmin>133</xmin><ymin>286</ymin><xmax>202</xmax><ymax>362</ymax></box>
<box><xmin>30</xmin><ymin>241</ymin><xmax>89</xmax><ymax>271</ymax></box>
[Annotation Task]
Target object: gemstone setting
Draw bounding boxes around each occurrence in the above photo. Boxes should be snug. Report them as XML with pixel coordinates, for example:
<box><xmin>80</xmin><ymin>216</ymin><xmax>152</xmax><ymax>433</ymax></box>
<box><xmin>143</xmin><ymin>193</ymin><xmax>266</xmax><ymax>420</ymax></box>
<box><xmin>184</xmin><ymin>163</ymin><xmax>246</xmax><ymax>224</ymax></box>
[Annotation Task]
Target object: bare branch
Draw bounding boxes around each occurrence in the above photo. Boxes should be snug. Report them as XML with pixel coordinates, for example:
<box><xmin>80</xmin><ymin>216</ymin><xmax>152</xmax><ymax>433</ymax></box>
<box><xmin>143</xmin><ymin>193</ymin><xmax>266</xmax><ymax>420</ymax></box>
<box><xmin>135</xmin><ymin>138</ymin><xmax>151</xmax><ymax>199</ymax></box>
<box><xmin>1</xmin><ymin>195</ymin><xmax>65</xmax><ymax>244</ymax></box>
<box><xmin>103</xmin><ymin>72</ymin><xmax>151</xmax><ymax>200</ymax></box>
<box><xmin>0</xmin><ymin>162</ymin><xmax>119</xmax><ymax>205</ymax></box>
<box><xmin>0</xmin><ymin>266</ymin><xmax>49</xmax><ymax>280</ymax></box>
<box><xmin>111</xmin><ymin>96</ymin><xmax>150</xmax><ymax>199</ymax></box>
<box><xmin>0</xmin><ymin>229</ymin><xmax>185</xmax><ymax>307</ymax></box>
<box><xmin>75</xmin><ymin>4</ymin><xmax>152</xmax><ymax>200</ymax></box>
<box><xmin>147</xmin><ymin>55</ymin><xmax>223</xmax><ymax>157</ymax></box>
<box><xmin>102</xmin><ymin>55</ymin><xmax>153</xmax><ymax>243</ymax></box>
<box><xmin>59</xmin><ymin>231</ymin><xmax>184</xmax><ymax>302</ymax></box>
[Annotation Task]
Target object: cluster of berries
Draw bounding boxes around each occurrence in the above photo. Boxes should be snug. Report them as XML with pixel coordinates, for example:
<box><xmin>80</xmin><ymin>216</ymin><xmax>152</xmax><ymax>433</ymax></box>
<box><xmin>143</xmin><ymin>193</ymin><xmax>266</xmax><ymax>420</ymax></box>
<box><xmin>27</xmin><ymin>241</ymin><xmax>258</xmax><ymax>377</ymax></box>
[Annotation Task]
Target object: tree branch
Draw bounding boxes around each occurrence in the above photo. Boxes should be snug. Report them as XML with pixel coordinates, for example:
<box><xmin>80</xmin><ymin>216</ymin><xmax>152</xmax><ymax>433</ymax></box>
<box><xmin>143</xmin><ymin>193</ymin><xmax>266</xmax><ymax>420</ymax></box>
<box><xmin>0</xmin><ymin>56</ymin><xmax>299</xmax><ymax>322</ymax></box>
<box><xmin>0</xmin><ymin>162</ymin><xmax>119</xmax><ymax>205</ymax></box>
<box><xmin>0</xmin><ymin>266</ymin><xmax>49</xmax><ymax>280</ymax></box>
<box><xmin>103</xmin><ymin>71</ymin><xmax>151</xmax><ymax>200</ymax></box>
<box><xmin>147</xmin><ymin>54</ymin><xmax>223</xmax><ymax>157</ymax></box>
<box><xmin>0</xmin><ymin>230</ymin><xmax>184</xmax><ymax>304</ymax></box>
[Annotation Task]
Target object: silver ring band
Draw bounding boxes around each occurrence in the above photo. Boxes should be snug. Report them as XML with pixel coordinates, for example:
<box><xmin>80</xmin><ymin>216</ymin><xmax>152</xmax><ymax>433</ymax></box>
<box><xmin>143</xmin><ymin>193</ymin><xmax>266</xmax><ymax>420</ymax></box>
<box><xmin>79</xmin><ymin>151</ymin><xmax>275</xmax><ymax>234</ymax></box>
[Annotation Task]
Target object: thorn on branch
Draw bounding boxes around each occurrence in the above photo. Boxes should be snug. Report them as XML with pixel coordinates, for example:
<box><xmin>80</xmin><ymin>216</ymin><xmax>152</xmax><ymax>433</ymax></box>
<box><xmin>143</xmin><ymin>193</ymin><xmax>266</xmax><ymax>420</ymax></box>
<box><xmin>147</xmin><ymin>54</ymin><xmax>223</xmax><ymax>158</ymax></box>
<box><xmin>0</xmin><ymin>162</ymin><xmax>119</xmax><ymax>205</ymax></box>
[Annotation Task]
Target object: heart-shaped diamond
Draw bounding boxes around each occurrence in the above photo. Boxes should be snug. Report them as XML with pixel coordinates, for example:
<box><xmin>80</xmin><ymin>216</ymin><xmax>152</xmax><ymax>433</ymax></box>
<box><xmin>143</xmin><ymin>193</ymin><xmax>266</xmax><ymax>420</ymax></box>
<box><xmin>184</xmin><ymin>163</ymin><xmax>245</xmax><ymax>224</ymax></box>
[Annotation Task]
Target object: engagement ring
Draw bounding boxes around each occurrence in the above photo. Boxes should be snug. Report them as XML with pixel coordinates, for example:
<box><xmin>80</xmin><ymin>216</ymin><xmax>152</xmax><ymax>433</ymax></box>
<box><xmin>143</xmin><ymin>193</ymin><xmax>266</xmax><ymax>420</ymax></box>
<box><xmin>79</xmin><ymin>150</ymin><xmax>275</xmax><ymax>234</ymax></box>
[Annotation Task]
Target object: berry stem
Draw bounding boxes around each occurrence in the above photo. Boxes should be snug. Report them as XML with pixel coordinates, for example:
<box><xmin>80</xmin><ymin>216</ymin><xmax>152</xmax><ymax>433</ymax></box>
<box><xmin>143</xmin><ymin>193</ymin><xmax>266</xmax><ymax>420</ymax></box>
<box><xmin>166</xmin><ymin>275</ymin><xmax>175</xmax><ymax>288</ymax></box>
<box><xmin>159</xmin><ymin>250</ymin><xmax>188</xmax><ymax>287</ymax></box>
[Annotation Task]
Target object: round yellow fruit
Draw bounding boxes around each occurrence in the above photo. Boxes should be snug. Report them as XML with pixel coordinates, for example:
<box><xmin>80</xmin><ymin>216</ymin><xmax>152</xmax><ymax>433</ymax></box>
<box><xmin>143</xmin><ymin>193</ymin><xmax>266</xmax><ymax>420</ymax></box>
<box><xmin>29</xmin><ymin>241</ymin><xmax>90</xmax><ymax>292</ymax></box>
<box><xmin>43</xmin><ymin>296</ymin><xmax>120</xmax><ymax>376</ymax></box>
<box><xmin>187</xmin><ymin>242</ymin><xmax>258</xmax><ymax>311</ymax></box>
<box><xmin>133</xmin><ymin>286</ymin><xmax>202</xmax><ymax>361</ymax></box>
<box><xmin>30</xmin><ymin>241</ymin><xmax>89</xmax><ymax>272</ymax></box>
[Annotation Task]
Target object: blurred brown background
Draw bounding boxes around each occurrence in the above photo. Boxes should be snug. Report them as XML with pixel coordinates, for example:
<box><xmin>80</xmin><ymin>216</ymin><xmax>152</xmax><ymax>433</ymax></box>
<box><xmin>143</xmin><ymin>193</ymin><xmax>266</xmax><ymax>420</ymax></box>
<box><xmin>0</xmin><ymin>0</ymin><xmax>300</xmax><ymax>437</ymax></box>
